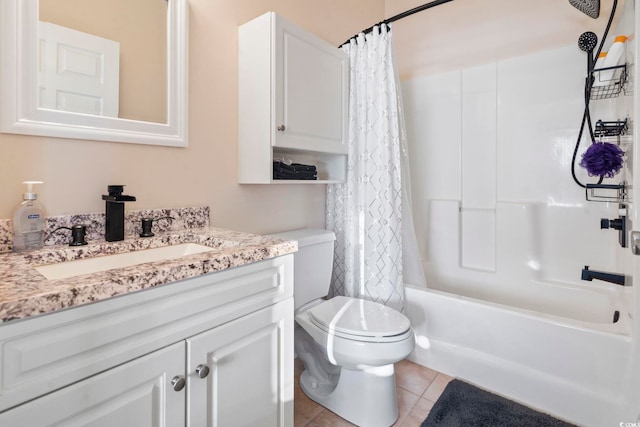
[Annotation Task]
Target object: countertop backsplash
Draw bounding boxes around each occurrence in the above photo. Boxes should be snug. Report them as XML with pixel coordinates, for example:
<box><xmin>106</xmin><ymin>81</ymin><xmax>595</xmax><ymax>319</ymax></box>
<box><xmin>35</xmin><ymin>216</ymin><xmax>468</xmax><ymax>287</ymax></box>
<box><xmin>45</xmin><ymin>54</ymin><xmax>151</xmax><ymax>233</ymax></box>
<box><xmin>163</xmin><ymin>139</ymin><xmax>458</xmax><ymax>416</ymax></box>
<box><xmin>0</xmin><ymin>206</ymin><xmax>210</xmax><ymax>253</ymax></box>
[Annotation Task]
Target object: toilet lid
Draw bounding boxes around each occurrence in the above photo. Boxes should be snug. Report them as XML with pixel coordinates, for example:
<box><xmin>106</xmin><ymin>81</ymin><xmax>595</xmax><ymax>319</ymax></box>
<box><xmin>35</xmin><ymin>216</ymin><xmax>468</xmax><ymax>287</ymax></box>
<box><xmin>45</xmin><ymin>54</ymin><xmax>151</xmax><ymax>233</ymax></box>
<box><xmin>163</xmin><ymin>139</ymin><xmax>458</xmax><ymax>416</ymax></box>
<box><xmin>307</xmin><ymin>296</ymin><xmax>411</xmax><ymax>342</ymax></box>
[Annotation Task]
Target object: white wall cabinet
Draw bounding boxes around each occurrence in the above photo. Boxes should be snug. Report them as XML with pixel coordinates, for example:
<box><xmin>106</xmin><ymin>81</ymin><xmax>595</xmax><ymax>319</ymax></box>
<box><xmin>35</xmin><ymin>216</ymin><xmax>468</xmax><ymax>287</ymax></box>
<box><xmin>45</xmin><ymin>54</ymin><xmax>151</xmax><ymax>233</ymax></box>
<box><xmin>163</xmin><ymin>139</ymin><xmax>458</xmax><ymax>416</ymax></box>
<box><xmin>239</xmin><ymin>12</ymin><xmax>348</xmax><ymax>184</ymax></box>
<box><xmin>0</xmin><ymin>255</ymin><xmax>294</xmax><ymax>427</ymax></box>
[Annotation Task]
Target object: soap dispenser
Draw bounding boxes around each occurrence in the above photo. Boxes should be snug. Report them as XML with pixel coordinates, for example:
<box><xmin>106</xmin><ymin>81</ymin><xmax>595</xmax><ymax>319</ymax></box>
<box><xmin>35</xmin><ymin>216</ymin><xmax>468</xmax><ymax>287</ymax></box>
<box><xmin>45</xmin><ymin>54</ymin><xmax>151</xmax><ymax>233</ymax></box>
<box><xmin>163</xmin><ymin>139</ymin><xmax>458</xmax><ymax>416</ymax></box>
<box><xmin>12</xmin><ymin>181</ymin><xmax>47</xmax><ymax>252</ymax></box>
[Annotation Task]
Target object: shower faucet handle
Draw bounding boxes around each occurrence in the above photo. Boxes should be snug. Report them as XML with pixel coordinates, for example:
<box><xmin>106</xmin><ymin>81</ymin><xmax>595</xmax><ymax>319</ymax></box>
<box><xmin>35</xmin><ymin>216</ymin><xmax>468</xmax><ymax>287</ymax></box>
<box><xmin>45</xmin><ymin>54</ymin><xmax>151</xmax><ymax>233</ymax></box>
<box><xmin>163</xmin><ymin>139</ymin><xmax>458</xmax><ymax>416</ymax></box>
<box><xmin>631</xmin><ymin>231</ymin><xmax>640</xmax><ymax>256</ymax></box>
<box><xmin>600</xmin><ymin>218</ymin><xmax>623</xmax><ymax>230</ymax></box>
<box><xmin>600</xmin><ymin>215</ymin><xmax>627</xmax><ymax>248</ymax></box>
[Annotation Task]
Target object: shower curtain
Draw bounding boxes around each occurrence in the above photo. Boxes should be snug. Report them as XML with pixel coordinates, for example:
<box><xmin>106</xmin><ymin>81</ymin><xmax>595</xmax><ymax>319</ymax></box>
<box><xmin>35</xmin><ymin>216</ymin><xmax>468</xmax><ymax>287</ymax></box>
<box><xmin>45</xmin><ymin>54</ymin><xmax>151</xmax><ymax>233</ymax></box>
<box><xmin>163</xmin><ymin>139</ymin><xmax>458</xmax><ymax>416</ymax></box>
<box><xmin>326</xmin><ymin>24</ymin><xmax>425</xmax><ymax>313</ymax></box>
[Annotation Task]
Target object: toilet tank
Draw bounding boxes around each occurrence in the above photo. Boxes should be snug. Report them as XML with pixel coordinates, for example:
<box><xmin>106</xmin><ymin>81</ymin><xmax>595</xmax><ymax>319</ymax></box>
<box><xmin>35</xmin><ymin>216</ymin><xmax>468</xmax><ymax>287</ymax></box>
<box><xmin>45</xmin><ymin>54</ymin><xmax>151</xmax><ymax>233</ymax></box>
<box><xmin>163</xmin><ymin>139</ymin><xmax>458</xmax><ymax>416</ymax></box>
<box><xmin>269</xmin><ymin>229</ymin><xmax>336</xmax><ymax>309</ymax></box>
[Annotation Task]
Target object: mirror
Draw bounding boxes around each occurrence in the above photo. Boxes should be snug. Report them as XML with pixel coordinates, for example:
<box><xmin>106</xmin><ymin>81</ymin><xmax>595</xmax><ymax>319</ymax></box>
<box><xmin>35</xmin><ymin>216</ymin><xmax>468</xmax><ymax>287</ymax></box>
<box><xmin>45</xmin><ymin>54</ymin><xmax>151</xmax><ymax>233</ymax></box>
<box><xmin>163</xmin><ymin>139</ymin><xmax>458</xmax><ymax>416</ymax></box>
<box><xmin>39</xmin><ymin>0</ymin><xmax>167</xmax><ymax>124</ymax></box>
<box><xmin>0</xmin><ymin>0</ymin><xmax>188</xmax><ymax>147</ymax></box>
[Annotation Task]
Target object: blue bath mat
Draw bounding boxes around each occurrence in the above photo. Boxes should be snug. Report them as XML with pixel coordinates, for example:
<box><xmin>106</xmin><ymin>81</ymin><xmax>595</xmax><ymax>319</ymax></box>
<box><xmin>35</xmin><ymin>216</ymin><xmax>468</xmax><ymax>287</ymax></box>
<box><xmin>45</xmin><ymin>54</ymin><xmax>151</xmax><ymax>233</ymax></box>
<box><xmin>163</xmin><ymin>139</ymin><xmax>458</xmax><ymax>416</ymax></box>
<box><xmin>422</xmin><ymin>379</ymin><xmax>577</xmax><ymax>427</ymax></box>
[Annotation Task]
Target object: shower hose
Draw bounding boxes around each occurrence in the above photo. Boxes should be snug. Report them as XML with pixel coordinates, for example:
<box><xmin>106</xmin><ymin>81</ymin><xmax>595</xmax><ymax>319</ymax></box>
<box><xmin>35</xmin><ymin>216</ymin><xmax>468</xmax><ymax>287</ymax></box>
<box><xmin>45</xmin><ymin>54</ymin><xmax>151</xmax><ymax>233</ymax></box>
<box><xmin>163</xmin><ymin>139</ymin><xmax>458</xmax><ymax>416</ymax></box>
<box><xmin>571</xmin><ymin>0</ymin><xmax>619</xmax><ymax>189</ymax></box>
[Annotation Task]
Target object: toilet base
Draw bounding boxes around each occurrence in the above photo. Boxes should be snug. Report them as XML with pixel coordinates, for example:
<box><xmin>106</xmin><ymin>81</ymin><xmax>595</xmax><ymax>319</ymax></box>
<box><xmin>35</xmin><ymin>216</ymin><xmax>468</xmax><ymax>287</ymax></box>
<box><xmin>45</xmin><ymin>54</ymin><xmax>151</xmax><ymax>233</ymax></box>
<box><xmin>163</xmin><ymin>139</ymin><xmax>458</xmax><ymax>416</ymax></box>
<box><xmin>300</xmin><ymin>364</ymin><xmax>399</xmax><ymax>427</ymax></box>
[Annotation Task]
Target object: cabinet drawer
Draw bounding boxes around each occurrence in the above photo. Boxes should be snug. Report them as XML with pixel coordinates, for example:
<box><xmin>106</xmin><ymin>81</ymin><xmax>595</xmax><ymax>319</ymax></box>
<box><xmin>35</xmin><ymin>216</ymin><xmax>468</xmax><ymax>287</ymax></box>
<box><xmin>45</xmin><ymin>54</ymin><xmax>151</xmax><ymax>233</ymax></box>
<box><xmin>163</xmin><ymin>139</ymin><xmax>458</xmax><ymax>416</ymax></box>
<box><xmin>0</xmin><ymin>255</ymin><xmax>293</xmax><ymax>412</ymax></box>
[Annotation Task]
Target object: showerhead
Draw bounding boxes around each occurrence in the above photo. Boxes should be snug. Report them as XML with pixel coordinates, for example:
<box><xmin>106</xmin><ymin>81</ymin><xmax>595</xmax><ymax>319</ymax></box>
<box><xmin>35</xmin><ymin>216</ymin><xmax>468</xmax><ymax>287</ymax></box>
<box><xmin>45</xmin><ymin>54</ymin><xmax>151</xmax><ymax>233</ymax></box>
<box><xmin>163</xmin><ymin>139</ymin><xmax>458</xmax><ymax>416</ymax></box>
<box><xmin>569</xmin><ymin>0</ymin><xmax>600</xmax><ymax>19</ymax></box>
<box><xmin>578</xmin><ymin>31</ymin><xmax>598</xmax><ymax>52</ymax></box>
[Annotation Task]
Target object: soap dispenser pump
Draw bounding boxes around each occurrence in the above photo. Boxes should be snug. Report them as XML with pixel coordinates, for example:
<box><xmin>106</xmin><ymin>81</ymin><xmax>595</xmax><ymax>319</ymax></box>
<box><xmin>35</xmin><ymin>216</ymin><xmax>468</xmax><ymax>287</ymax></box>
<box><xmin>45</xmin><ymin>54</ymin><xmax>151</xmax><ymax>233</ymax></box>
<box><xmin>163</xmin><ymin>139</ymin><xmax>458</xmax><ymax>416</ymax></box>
<box><xmin>12</xmin><ymin>181</ymin><xmax>47</xmax><ymax>252</ymax></box>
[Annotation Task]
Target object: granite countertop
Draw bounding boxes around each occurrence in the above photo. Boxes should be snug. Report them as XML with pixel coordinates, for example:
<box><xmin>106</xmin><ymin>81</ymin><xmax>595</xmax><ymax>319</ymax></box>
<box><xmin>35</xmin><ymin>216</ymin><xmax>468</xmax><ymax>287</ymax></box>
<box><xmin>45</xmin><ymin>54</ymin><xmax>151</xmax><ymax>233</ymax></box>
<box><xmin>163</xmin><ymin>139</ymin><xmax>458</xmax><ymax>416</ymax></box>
<box><xmin>0</xmin><ymin>227</ymin><xmax>297</xmax><ymax>323</ymax></box>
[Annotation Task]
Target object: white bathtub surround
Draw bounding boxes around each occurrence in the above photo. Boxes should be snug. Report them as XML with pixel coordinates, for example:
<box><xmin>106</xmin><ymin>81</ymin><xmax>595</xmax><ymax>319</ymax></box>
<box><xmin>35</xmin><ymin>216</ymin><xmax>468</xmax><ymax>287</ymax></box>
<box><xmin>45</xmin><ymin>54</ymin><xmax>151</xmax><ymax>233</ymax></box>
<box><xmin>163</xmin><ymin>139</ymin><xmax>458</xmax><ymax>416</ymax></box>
<box><xmin>398</xmin><ymin>63</ymin><xmax>426</xmax><ymax>292</ymax></box>
<box><xmin>401</xmin><ymin>21</ymin><xmax>637</xmax><ymax>427</ymax></box>
<box><xmin>460</xmin><ymin>64</ymin><xmax>498</xmax><ymax>272</ymax></box>
<box><xmin>327</xmin><ymin>24</ymin><xmax>424</xmax><ymax>312</ymax></box>
<box><xmin>425</xmin><ymin>199</ymin><xmax>624</xmax><ymax>321</ymax></box>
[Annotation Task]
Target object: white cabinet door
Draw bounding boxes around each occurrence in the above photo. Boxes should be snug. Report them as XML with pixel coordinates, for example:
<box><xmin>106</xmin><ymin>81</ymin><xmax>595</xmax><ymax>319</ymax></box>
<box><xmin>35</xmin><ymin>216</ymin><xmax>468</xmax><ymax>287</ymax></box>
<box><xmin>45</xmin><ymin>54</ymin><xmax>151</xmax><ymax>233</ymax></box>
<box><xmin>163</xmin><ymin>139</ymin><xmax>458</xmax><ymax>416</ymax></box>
<box><xmin>274</xmin><ymin>16</ymin><xmax>348</xmax><ymax>154</ymax></box>
<box><xmin>0</xmin><ymin>342</ymin><xmax>186</xmax><ymax>427</ymax></box>
<box><xmin>187</xmin><ymin>298</ymin><xmax>294</xmax><ymax>427</ymax></box>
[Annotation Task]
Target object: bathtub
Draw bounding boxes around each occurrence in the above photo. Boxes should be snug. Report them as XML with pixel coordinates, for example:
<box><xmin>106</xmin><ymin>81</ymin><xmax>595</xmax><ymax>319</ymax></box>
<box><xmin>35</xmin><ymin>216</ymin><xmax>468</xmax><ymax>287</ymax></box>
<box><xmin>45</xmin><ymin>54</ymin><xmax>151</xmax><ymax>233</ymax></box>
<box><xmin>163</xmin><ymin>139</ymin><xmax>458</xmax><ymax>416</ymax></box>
<box><xmin>405</xmin><ymin>284</ymin><xmax>634</xmax><ymax>427</ymax></box>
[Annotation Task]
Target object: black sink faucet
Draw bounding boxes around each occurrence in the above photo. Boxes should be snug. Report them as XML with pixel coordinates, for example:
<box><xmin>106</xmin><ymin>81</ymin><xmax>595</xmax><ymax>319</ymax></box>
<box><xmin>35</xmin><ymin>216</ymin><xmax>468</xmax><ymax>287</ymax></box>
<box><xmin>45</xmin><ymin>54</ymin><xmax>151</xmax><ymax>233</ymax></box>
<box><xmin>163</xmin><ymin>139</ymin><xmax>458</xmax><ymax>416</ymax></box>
<box><xmin>581</xmin><ymin>266</ymin><xmax>626</xmax><ymax>286</ymax></box>
<box><xmin>102</xmin><ymin>185</ymin><xmax>136</xmax><ymax>242</ymax></box>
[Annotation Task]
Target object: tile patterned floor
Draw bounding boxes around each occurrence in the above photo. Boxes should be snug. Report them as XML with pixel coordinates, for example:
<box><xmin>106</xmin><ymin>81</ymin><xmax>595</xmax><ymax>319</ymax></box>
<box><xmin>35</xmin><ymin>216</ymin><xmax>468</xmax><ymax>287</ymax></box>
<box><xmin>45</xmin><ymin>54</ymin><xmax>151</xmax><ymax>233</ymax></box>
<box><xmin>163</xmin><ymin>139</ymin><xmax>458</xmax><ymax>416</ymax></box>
<box><xmin>294</xmin><ymin>358</ymin><xmax>453</xmax><ymax>427</ymax></box>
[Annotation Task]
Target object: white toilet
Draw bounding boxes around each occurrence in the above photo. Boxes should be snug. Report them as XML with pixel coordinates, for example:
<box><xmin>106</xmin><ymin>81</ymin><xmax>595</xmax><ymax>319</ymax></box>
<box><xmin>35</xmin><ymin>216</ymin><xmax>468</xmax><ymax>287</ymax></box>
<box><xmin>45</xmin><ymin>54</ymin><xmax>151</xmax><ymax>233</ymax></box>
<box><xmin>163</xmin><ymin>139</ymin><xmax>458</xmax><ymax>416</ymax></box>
<box><xmin>271</xmin><ymin>229</ymin><xmax>415</xmax><ymax>427</ymax></box>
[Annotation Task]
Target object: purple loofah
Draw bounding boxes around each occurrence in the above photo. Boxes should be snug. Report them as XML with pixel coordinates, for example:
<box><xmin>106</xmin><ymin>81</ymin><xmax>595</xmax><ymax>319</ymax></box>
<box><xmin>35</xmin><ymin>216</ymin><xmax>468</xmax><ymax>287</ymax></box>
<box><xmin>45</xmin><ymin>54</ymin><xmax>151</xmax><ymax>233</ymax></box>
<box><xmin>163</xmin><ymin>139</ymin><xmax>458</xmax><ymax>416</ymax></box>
<box><xmin>580</xmin><ymin>142</ymin><xmax>625</xmax><ymax>178</ymax></box>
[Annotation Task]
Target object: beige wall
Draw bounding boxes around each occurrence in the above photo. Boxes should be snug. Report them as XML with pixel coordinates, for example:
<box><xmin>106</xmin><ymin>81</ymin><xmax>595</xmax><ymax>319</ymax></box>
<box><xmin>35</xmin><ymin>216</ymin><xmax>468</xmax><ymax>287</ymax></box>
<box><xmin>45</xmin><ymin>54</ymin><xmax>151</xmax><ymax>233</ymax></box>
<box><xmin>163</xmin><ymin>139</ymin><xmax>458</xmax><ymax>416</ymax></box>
<box><xmin>40</xmin><ymin>0</ymin><xmax>168</xmax><ymax>123</ymax></box>
<box><xmin>8</xmin><ymin>0</ymin><xmax>615</xmax><ymax>232</ymax></box>
<box><xmin>387</xmin><ymin>0</ymin><xmax>622</xmax><ymax>80</ymax></box>
<box><xmin>0</xmin><ymin>0</ymin><xmax>384</xmax><ymax>234</ymax></box>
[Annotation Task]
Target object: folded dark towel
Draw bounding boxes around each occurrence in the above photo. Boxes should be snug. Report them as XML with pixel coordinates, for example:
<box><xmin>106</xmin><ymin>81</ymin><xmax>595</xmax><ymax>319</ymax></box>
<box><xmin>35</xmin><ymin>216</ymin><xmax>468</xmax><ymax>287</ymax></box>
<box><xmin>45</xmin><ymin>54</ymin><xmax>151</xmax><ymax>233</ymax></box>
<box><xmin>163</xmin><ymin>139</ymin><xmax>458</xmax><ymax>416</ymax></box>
<box><xmin>273</xmin><ymin>162</ymin><xmax>317</xmax><ymax>172</ymax></box>
<box><xmin>273</xmin><ymin>161</ymin><xmax>318</xmax><ymax>180</ymax></box>
<box><xmin>273</xmin><ymin>169</ymin><xmax>318</xmax><ymax>180</ymax></box>
<box><xmin>274</xmin><ymin>170</ymin><xmax>314</xmax><ymax>178</ymax></box>
<box><xmin>274</xmin><ymin>173</ymin><xmax>317</xmax><ymax>180</ymax></box>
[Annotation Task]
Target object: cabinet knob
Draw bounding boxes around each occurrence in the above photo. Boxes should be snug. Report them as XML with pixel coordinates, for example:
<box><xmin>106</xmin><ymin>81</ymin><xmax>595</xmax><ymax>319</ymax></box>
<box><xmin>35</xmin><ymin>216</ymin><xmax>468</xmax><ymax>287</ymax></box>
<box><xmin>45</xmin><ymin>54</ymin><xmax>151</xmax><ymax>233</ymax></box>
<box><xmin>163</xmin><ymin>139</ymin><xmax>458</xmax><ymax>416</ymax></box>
<box><xmin>277</xmin><ymin>125</ymin><xmax>286</xmax><ymax>132</ymax></box>
<box><xmin>171</xmin><ymin>375</ymin><xmax>186</xmax><ymax>391</ymax></box>
<box><xmin>195</xmin><ymin>364</ymin><xmax>210</xmax><ymax>379</ymax></box>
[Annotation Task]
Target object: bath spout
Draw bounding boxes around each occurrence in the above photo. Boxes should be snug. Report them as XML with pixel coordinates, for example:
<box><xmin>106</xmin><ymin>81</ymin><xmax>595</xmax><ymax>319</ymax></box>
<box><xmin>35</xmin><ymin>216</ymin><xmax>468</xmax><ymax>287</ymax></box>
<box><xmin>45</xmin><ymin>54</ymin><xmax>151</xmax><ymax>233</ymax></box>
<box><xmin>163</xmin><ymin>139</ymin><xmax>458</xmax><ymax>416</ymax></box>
<box><xmin>581</xmin><ymin>265</ymin><xmax>625</xmax><ymax>286</ymax></box>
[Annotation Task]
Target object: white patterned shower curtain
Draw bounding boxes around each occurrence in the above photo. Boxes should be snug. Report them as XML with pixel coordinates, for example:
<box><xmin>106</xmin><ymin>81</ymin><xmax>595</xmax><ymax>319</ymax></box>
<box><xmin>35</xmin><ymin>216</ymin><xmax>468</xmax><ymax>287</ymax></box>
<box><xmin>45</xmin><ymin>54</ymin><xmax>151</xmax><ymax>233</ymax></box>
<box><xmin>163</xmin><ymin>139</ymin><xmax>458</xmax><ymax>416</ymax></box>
<box><xmin>326</xmin><ymin>25</ymin><xmax>425</xmax><ymax>313</ymax></box>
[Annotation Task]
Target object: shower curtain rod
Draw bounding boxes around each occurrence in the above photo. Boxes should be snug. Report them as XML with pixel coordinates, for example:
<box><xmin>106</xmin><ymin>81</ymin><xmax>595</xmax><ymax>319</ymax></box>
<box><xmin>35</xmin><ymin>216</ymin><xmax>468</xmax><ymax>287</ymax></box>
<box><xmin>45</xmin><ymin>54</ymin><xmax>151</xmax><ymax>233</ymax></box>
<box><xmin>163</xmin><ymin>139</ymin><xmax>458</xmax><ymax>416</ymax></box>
<box><xmin>339</xmin><ymin>0</ymin><xmax>454</xmax><ymax>47</ymax></box>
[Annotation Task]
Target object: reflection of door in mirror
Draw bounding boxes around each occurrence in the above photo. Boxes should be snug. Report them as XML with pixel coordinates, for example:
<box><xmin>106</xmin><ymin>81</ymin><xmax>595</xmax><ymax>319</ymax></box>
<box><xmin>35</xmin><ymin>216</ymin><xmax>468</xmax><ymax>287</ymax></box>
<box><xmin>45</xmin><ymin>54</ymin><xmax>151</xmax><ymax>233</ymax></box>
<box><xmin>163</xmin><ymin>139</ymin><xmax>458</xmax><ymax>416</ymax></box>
<box><xmin>38</xmin><ymin>0</ymin><xmax>167</xmax><ymax>124</ymax></box>
<box><xmin>39</xmin><ymin>22</ymin><xmax>120</xmax><ymax>117</ymax></box>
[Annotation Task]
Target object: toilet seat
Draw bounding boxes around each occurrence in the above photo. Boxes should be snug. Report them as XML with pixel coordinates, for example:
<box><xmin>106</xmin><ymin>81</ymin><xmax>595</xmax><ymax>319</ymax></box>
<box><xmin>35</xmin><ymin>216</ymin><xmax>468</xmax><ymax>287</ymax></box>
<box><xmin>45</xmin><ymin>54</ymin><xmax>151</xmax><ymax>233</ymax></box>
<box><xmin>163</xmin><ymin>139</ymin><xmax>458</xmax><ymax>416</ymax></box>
<box><xmin>307</xmin><ymin>296</ymin><xmax>412</xmax><ymax>343</ymax></box>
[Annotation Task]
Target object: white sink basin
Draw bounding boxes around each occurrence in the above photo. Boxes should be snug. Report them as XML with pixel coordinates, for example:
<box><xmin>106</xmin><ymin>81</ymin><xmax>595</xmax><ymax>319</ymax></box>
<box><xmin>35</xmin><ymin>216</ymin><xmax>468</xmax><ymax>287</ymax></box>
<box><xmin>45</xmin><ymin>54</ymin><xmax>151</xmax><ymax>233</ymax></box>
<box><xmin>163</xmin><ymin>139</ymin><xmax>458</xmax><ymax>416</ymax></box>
<box><xmin>35</xmin><ymin>243</ymin><xmax>215</xmax><ymax>280</ymax></box>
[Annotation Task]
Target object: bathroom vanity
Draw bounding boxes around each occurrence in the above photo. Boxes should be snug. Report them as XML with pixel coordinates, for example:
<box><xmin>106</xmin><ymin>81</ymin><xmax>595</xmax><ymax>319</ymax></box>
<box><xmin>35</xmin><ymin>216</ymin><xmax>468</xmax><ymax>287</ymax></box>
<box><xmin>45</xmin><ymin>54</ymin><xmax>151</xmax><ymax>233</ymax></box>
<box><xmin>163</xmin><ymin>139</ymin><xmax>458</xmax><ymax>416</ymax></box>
<box><xmin>0</xmin><ymin>227</ymin><xmax>296</xmax><ymax>426</ymax></box>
